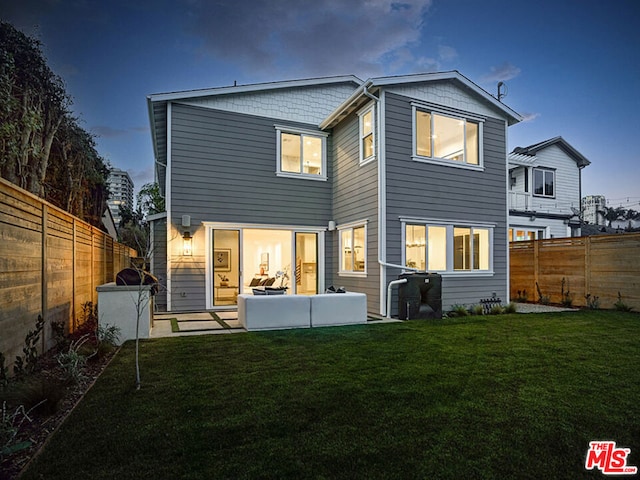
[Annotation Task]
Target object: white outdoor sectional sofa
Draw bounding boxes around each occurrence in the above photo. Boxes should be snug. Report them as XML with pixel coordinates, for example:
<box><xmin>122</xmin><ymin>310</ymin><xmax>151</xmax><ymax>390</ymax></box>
<box><xmin>237</xmin><ymin>292</ymin><xmax>367</xmax><ymax>331</ymax></box>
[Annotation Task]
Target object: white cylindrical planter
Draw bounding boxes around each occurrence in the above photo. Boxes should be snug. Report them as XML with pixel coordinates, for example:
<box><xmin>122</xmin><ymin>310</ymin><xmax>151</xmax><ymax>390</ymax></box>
<box><xmin>96</xmin><ymin>282</ymin><xmax>154</xmax><ymax>345</ymax></box>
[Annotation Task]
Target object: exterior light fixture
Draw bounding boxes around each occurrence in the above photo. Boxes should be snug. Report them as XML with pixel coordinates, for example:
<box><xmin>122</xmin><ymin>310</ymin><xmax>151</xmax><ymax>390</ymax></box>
<box><xmin>183</xmin><ymin>231</ymin><xmax>192</xmax><ymax>256</ymax></box>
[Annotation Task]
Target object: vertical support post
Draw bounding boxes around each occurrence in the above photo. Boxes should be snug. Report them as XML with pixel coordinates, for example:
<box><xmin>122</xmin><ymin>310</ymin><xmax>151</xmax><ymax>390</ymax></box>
<box><xmin>585</xmin><ymin>236</ymin><xmax>591</xmax><ymax>303</ymax></box>
<box><xmin>91</xmin><ymin>227</ymin><xmax>94</xmax><ymax>306</ymax></box>
<box><xmin>533</xmin><ymin>239</ymin><xmax>539</xmax><ymax>295</ymax></box>
<box><xmin>41</xmin><ymin>204</ymin><xmax>48</xmax><ymax>353</ymax></box>
<box><xmin>72</xmin><ymin>218</ymin><xmax>76</xmax><ymax>332</ymax></box>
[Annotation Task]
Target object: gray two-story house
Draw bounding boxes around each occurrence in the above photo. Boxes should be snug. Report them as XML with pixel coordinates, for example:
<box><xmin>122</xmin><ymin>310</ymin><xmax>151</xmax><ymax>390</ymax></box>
<box><xmin>147</xmin><ymin>71</ymin><xmax>521</xmax><ymax>316</ymax></box>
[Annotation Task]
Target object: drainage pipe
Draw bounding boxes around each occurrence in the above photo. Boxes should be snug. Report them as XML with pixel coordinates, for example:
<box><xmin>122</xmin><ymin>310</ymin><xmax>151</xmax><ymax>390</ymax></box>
<box><xmin>386</xmin><ymin>278</ymin><xmax>407</xmax><ymax>319</ymax></box>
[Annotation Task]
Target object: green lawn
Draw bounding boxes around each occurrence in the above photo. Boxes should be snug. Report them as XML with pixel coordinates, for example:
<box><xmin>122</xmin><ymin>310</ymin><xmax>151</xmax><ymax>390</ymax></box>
<box><xmin>23</xmin><ymin>311</ymin><xmax>640</xmax><ymax>479</ymax></box>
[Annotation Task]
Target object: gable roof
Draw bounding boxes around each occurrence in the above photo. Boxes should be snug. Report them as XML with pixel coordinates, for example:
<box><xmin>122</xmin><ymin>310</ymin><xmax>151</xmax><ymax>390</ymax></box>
<box><xmin>511</xmin><ymin>136</ymin><xmax>591</xmax><ymax>168</ymax></box>
<box><xmin>320</xmin><ymin>70</ymin><xmax>522</xmax><ymax>129</ymax></box>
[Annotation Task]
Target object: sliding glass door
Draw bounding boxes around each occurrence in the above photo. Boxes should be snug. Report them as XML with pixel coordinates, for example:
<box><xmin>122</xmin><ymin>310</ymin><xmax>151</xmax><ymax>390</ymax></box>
<box><xmin>212</xmin><ymin>229</ymin><xmax>240</xmax><ymax>306</ymax></box>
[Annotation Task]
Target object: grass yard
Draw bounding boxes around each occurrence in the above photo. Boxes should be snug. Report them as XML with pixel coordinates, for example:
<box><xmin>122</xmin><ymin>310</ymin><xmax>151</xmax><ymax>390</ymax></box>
<box><xmin>22</xmin><ymin>310</ymin><xmax>640</xmax><ymax>479</ymax></box>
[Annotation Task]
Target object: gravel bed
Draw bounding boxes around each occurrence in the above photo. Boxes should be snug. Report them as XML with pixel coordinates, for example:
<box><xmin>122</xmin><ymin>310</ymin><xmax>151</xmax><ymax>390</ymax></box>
<box><xmin>514</xmin><ymin>302</ymin><xmax>579</xmax><ymax>313</ymax></box>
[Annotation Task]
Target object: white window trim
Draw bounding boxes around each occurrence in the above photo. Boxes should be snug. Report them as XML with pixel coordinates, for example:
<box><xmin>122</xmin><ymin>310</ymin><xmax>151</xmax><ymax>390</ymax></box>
<box><xmin>275</xmin><ymin>125</ymin><xmax>328</xmax><ymax>181</ymax></box>
<box><xmin>358</xmin><ymin>103</ymin><xmax>376</xmax><ymax>166</ymax></box>
<box><xmin>401</xmin><ymin>218</ymin><xmax>494</xmax><ymax>276</ymax></box>
<box><xmin>532</xmin><ymin>167</ymin><xmax>555</xmax><ymax>198</ymax></box>
<box><xmin>338</xmin><ymin>220</ymin><xmax>367</xmax><ymax>277</ymax></box>
<box><xmin>411</xmin><ymin>104</ymin><xmax>484</xmax><ymax>171</ymax></box>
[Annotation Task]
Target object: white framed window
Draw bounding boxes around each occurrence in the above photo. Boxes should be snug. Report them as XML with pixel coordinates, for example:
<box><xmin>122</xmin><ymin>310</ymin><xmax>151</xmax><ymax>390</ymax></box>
<box><xmin>533</xmin><ymin>168</ymin><xmax>555</xmax><ymax>197</ymax></box>
<box><xmin>509</xmin><ymin>228</ymin><xmax>546</xmax><ymax>242</ymax></box>
<box><xmin>403</xmin><ymin>220</ymin><xmax>493</xmax><ymax>274</ymax></box>
<box><xmin>339</xmin><ymin>221</ymin><xmax>367</xmax><ymax>276</ymax></box>
<box><xmin>412</xmin><ymin>105</ymin><xmax>483</xmax><ymax>169</ymax></box>
<box><xmin>275</xmin><ymin>125</ymin><xmax>328</xmax><ymax>181</ymax></box>
<box><xmin>358</xmin><ymin>104</ymin><xmax>375</xmax><ymax>164</ymax></box>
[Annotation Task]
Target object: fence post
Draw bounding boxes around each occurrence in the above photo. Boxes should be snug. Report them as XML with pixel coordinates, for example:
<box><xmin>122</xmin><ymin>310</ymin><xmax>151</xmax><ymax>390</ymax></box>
<box><xmin>533</xmin><ymin>239</ymin><xmax>539</xmax><ymax>291</ymax></box>
<box><xmin>585</xmin><ymin>236</ymin><xmax>591</xmax><ymax>298</ymax></box>
<box><xmin>72</xmin><ymin>218</ymin><xmax>76</xmax><ymax>332</ymax></box>
<box><xmin>41</xmin><ymin>204</ymin><xmax>48</xmax><ymax>354</ymax></box>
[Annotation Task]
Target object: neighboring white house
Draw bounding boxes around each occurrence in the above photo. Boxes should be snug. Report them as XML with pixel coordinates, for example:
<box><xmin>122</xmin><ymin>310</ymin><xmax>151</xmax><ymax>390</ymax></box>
<box><xmin>582</xmin><ymin>194</ymin><xmax>606</xmax><ymax>226</ymax></box>
<box><xmin>508</xmin><ymin>137</ymin><xmax>590</xmax><ymax>241</ymax></box>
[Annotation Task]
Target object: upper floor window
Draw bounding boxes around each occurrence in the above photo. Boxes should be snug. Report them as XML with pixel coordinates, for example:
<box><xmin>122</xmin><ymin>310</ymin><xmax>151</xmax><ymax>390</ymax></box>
<box><xmin>413</xmin><ymin>106</ymin><xmax>481</xmax><ymax>168</ymax></box>
<box><xmin>533</xmin><ymin>168</ymin><xmax>554</xmax><ymax>197</ymax></box>
<box><xmin>339</xmin><ymin>222</ymin><xmax>367</xmax><ymax>276</ymax></box>
<box><xmin>404</xmin><ymin>221</ymin><xmax>493</xmax><ymax>274</ymax></box>
<box><xmin>275</xmin><ymin>126</ymin><xmax>328</xmax><ymax>181</ymax></box>
<box><xmin>359</xmin><ymin>104</ymin><xmax>375</xmax><ymax>164</ymax></box>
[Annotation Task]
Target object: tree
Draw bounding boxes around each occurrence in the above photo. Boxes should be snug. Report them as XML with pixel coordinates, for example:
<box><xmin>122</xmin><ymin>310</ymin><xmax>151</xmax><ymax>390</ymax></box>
<box><xmin>0</xmin><ymin>21</ymin><xmax>69</xmax><ymax>196</ymax></box>
<box><xmin>0</xmin><ymin>21</ymin><xmax>110</xmax><ymax>228</ymax></box>
<box><xmin>136</xmin><ymin>182</ymin><xmax>165</xmax><ymax>217</ymax></box>
<box><xmin>45</xmin><ymin>115</ymin><xmax>110</xmax><ymax>227</ymax></box>
<box><xmin>117</xmin><ymin>183</ymin><xmax>164</xmax><ymax>257</ymax></box>
<box><xmin>600</xmin><ymin>206</ymin><xmax>626</xmax><ymax>227</ymax></box>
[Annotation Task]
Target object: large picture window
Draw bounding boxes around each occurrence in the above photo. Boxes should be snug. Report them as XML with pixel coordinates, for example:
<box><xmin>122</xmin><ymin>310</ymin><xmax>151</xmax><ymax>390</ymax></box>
<box><xmin>414</xmin><ymin>107</ymin><xmax>481</xmax><ymax>167</ymax></box>
<box><xmin>404</xmin><ymin>222</ymin><xmax>492</xmax><ymax>273</ymax></box>
<box><xmin>275</xmin><ymin>126</ymin><xmax>327</xmax><ymax>180</ymax></box>
<box><xmin>339</xmin><ymin>223</ymin><xmax>366</xmax><ymax>275</ymax></box>
<box><xmin>533</xmin><ymin>168</ymin><xmax>554</xmax><ymax>197</ymax></box>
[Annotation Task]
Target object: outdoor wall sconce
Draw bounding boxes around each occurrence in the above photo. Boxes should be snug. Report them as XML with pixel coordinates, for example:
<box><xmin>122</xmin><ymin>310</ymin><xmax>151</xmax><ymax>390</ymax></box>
<box><xmin>182</xmin><ymin>231</ymin><xmax>192</xmax><ymax>256</ymax></box>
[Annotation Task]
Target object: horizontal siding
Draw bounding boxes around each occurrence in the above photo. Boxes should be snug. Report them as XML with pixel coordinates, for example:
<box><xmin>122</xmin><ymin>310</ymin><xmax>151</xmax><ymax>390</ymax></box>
<box><xmin>168</xmin><ymin>104</ymin><xmax>332</xmax><ymax>311</ymax></box>
<box><xmin>170</xmin><ymin>103</ymin><xmax>332</xmax><ymax>226</ymax></box>
<box><xmin>383</xmin><ymin>91</ymin><xmax>509</xmax><ymax>310</ymax></box>
<box><xmin>150</xmin><ymin>218</ymin><xmax>167</xmax><ymax>311</ymax></box>
<box><xmin>330</xmin><ymin>112</ymin><xmax>380</xmax><ymax>313</ymax></box>
<box><xmin>533</xmin><ymin>144</ymin><xmax>581</xmax><ymax>212</ymax></box>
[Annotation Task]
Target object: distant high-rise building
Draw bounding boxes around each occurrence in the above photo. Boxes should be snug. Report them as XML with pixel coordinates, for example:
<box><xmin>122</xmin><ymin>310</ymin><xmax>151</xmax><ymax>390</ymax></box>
<box><xmin>107</xmin><ymin>168</ymin><xmax>134</xmax><ymax>226</ymax></box>
<box><xmin>582</xmin><ymin>195</ymin><xmax>606</xmax><ymax>226</ymax></box>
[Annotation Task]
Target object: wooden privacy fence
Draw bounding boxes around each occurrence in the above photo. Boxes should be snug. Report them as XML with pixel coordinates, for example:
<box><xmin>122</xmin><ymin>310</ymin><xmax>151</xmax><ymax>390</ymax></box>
<box><xmin>0</xmin><ymin>177</ymin><xmax>136</xmax><ymax>367</ymax></box>
<box><xmin>510</xmin><ymin>233</ymin><xmax>640</xmax><ymax>309</ymax></box>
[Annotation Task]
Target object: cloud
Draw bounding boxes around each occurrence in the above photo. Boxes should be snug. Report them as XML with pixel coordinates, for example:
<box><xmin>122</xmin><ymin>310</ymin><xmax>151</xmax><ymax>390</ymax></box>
<box><xmin>437</xmin><ymin>44</ymin><xmax>458</xmax><ymax>62</ymax></box>
<box><xmin>92</xmin><ymin>126</ymin><xmax>128</xmax><ymax>138</ymax></box>
<box><xmin>91</xmin><ymin>125</ymin><xmax>149</xmax><ymax>137</ymax></box>
<box><xmin>182</xmin><ymin>0</ymin><xmax>433</xmax><ymax>78</ymax></box>
<box><xmin>128</xmin><ymin>166</ymin><xmax>154</xmax><ymax>187</ymax></box>
<box><xmin>520</xmin><ymin>112</ymin><xmax>540</xmax><ymax>123</ymax></box>
<box><xmin>386</xmin><ymin>42</ymin><xmax>457</xmax><ymax>74</ymax></box>
<box><xmin>482</xmin><ymin>62</ymin><xmax>521</xmax><ymax>82</ymax></box>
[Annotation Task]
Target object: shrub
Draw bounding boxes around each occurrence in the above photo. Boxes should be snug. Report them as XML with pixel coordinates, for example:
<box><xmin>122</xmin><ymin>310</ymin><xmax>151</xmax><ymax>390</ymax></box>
<box><xmin>469</xmin><ymin>304</ymin><xmax>484</xmax><ymax>316</ymax></box>
<box><xmin>514</xmin><ymin>290</ymin><xmax>528</xmax><ymax>302</ymax></box>
<box><xmin>536</xmin><ymin>282</ymin><xmax>550</xmax><ymax>305</ymax></box>
<box><xmin>585</xmin><ymin>293</ymin><xmax>600</xmax><ymax>310</ymax></box>
<box><xmin>448</xmin><ymin>305</ymin><xmax>469</xmax><ymax>317</ymax></box>
<box><xmin>614</xmin><ymin>292</ymin><xmax>634</xmax><ymax>312</ymax></box>
<box><xmin>489</xmin><ymin>305</ymin><xmax>504</xmax><ymax>315</ymax></box>
<box><xmin>56</xmin><ymin>336</ymin><xmax>89</xmax><ymax>384</ymax></box>
<box><xmin>0</xmin><ymin>353</ymin><xmax>8</xmax><ymax>390</ymax></box>
<box><xmin>2</xmin><ymin>378</ymin><xmax>65</xmax><ymax>415</ymax></box>
<box><xmin>14</xmin><ymin>315</ymin><xmax>45</xmax><ymax>377</ymax></box>
<box><xmin>504</xmin><ymin>302</ymin><xmax>517</xmax><ymax>314</ymax></box>
<box><xmin>561</xmin><ymin>278</ymin><xmax>573</xmax><ymax>307</ymax></box>
<box><xmin>1</xmin><ymin>402</ymin><xmax>33</xmax><ymax>458</ymax></box>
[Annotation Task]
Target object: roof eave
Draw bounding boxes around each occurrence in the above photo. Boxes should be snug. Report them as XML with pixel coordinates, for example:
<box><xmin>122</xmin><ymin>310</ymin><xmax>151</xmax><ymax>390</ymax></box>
<box><xmin>321</xmin><ymin>71</ymin><xmax>523</xmax><ymax>129</ymax></box>
<box><xmin>147</xmin><ymin>75</ymin><xmax>362</xmax><ymax>103</ymax></box>
<box><xmin>370</xmin><ymin>71</ymin><xmax>523</xmax><ymax>125</ymax></box>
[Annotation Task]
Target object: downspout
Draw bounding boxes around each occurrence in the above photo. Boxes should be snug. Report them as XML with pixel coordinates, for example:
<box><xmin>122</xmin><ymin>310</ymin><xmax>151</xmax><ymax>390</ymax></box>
<box><xmin>386</xmin><ymin>278</ymin><xmax>407</xmax><ymax>319</ymax></box>
<box><xmin>366</xmin><ymin>84</ymin><xmax>420</xmax><ymax>316</ymax></box>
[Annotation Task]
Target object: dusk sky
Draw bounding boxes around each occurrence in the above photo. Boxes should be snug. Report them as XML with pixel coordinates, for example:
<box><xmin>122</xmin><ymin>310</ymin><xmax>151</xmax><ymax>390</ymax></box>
<box><xmin>2</xmin><ymin>0</ymin><xmax>639</xmax><ymax>210</ymax></box>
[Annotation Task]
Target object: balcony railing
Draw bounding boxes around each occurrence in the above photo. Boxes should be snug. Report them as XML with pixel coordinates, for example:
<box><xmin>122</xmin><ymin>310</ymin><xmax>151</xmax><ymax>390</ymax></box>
<box><xmin>509</xmin><ymin>192</ymin><xmax>578</xmax><ymax>215</ymax></box>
